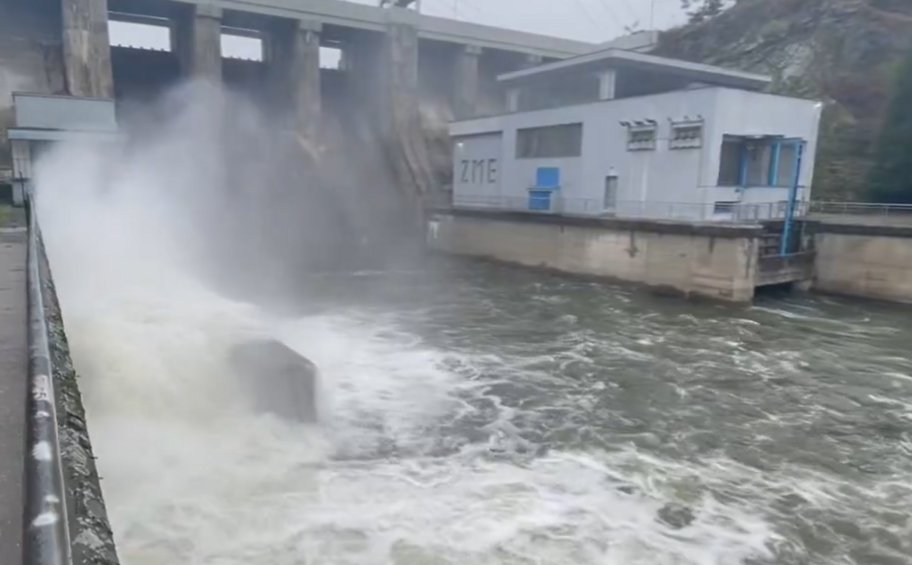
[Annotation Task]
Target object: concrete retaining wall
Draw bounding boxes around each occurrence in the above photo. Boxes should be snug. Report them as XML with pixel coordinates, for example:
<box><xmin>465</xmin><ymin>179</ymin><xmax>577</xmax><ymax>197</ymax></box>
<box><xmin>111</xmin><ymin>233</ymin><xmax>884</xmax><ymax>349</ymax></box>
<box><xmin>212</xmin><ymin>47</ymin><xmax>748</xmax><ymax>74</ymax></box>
<box><xmin>813</xmin><ymin>223</ymin><xmax>912</xmax><ymax>304</ymax></box>
<box><xmin>38</xmin><ymin>235</ymin><xmax>119</xmax><ymax>565</ymax></box>
<box><xmin>429</xmin><ymin>210</ymin><xmax>761</xmax><ymax>302</ymax></box>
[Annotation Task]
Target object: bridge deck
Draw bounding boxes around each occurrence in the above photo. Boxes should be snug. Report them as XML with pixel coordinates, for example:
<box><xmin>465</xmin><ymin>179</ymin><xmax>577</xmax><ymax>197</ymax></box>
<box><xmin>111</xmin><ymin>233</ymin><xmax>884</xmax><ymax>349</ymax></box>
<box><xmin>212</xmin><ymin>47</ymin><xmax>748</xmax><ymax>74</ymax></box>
<box><xmin>0</xmin><ymin>206</ymin><xmax>26</xmax><ymax>565</ymax></box>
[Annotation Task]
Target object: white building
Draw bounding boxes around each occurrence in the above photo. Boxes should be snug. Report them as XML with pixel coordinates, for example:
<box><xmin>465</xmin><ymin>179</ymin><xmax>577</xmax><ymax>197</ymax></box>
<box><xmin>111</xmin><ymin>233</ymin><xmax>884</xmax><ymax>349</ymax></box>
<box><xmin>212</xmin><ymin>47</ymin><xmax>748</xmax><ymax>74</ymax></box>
<box><xmin>450</xmin><ymin>48</ymin><xmax>823</xmax><ymax>222</ymax></box>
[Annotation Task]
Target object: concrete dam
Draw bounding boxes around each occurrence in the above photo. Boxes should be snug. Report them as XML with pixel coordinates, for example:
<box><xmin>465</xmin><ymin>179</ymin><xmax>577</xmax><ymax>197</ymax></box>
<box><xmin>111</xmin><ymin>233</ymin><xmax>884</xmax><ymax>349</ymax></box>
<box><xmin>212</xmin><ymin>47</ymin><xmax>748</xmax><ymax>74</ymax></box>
<box><xmin>3</xmin><ymin>0</ymin><xmax>912</xmax><ymax>564</ymax></box>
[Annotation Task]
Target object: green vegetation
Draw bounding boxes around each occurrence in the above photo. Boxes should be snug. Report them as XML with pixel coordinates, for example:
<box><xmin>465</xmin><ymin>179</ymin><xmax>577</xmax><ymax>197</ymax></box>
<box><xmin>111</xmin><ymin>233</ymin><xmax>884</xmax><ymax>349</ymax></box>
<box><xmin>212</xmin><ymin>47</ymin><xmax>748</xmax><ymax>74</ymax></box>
<box><xmin>661</xmin><ymin>0</ymin><xmax>912</xmax><ymax>201</ymax></box>
<box><xmin>0</xmin><ymin>205</ymin><xmax>9</xmax><ymax>228</ymax></box>
<box><xmin>681</xmin><ymin>0</ymin><xmax>726</xmax><ymax>23</ymax></box>
<box><xmin>869</xmin><ymin>47</ymin><xmax>912</xmax><ymax>203</ymax></box>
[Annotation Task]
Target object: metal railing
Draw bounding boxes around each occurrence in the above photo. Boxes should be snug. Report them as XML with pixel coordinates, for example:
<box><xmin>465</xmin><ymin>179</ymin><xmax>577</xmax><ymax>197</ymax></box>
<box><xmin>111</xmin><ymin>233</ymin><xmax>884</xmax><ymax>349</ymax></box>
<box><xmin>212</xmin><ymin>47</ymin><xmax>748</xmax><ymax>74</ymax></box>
<box><xmin>807</xmin><ymin>201</ymin><xmax>912</xmax><ymax>217</ymax></box>
<box><xmin>449</xmin><ymin>194</ymin><xmax>809</xmax><ymax>223</ymax></box>
<box><xmin>24</xmin><ymin>197</ymin><xmax>72</xmax><ymax>565</ymax></box>
<box><xmin>435</xmin><ymin>194</ymin><xmax>912</xmax><ymax>222</ymax></box>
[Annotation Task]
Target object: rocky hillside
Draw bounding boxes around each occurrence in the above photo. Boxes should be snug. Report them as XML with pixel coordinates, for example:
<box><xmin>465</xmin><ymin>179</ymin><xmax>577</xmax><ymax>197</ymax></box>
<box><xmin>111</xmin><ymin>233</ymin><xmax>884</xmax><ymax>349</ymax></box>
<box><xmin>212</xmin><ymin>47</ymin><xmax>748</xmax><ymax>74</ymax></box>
<box><xmin>657</xmin><ymin>0</ymin><xmax>912</xmax><ymax>200</ymax></box>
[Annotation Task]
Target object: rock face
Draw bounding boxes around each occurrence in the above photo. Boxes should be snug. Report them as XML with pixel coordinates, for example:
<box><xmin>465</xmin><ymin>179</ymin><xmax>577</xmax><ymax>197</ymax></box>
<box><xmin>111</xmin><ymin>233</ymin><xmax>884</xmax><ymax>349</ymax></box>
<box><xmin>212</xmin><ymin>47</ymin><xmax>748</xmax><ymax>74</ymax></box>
<box><xmin>229</xmin><ymin>340</ymin><xmax>319</xmax><ymax>423</ymax></box>
<box><xmin>657</xmin><ymin>0</ymin><xmax>912</xmax><ymax>200</ymax></box>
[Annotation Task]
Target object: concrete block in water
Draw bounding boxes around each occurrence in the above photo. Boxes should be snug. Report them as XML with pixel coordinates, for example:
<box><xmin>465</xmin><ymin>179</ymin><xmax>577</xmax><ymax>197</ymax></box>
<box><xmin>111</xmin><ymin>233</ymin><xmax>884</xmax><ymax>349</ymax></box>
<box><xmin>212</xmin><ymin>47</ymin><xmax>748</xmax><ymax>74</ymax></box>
<box><xmin>229</xmin><ymin>339</ymin><xmax>318</xmax><ymax>423</ymax></box>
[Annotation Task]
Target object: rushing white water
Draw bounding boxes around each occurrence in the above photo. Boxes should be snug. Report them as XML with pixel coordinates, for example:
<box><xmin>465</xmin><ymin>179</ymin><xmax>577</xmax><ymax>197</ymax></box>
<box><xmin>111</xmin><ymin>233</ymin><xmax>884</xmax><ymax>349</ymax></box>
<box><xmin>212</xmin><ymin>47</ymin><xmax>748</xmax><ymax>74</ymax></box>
<box><xmin>33</xmin><ymin>146</ymin><xmax>772</xmax><ymax>565</ymax></box>
<box><xmin>32</xmin><ymin>90</ymin><xmax>912</xmax><ymax>565</ymax></box>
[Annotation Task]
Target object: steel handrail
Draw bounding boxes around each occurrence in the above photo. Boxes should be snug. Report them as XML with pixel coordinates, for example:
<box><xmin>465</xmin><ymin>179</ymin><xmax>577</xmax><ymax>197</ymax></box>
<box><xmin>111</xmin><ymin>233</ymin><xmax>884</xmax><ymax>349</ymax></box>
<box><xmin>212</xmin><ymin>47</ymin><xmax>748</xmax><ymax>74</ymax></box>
<box><xmin>808</xmin><ymin>201</ymin><xmax>912</xmax><ymax>216</ymax></box>
<box><xmin>24</xmin><ymin>197</ymin><xmax>73</xmax><ymax>565</ymax></box>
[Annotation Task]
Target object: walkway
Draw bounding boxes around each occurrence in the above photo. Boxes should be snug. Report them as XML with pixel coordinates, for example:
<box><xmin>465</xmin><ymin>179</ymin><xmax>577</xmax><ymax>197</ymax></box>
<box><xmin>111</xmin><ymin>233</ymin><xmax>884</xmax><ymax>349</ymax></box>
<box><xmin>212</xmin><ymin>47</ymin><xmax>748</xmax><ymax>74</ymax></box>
<box><xmin>0</xmin><ymin>205</ymin><xmax>27</xmax><ymax>565</ymax></box>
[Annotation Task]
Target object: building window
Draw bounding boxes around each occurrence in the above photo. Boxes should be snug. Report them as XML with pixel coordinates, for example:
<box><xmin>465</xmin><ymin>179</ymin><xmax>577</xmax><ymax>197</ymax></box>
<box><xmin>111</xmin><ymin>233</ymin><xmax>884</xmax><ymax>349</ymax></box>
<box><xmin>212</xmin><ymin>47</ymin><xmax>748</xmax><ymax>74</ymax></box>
<box><xmin>718</xmin><ymin>139</ymin><xmax>742</xmax><ymax>185</ymax></box>
<box><xmin>604</xmin><ymin>175</ymin><xmax>618</xmax><ymax>210</ymax></box>
<box><xmin>516</xmin><ymin>123</ymin><xmax>583</xmax><ymax>159</ymax></box>
<box><xmin>221</xmin><ymin>31</ymin><xmax>264</xmax><ymax>62</ymax></box>
<box><xmin>627</xmin><ymin>125</ymin><xmax>657</xmax><ymax>151</ymax></box>
<box><xmin>670</xmin><ymin>121</ymin><xmax>703</xmax><ymax>149</ymax></box>
<box><xmin>108</xmin><ymin>20</ymin><xmax>172</xmax><ymax>51</ymax></box>
<box><xmin>717</xmin><ymin>136</ymin><xmax>805</xmax><ymax>187</ymax></box>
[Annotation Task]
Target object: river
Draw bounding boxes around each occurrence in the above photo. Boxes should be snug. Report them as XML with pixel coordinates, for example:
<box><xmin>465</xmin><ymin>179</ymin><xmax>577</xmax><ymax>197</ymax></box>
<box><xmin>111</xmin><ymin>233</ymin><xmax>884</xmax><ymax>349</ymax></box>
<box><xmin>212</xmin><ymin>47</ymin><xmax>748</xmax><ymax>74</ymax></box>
<box><xmin>45</xmin><ymin>246</ymin><xmax>912</xmax><ymax>564</ymax></box>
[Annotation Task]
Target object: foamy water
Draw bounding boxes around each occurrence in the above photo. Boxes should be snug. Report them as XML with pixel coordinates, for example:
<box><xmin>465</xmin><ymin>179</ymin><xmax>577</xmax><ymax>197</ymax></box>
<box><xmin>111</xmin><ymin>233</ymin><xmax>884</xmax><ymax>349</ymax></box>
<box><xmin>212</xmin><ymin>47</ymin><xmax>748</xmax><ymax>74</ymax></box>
<box><xmin>40</xmin><ymin>232</ymin><xmax>912</xmax><ymax>565</ymax></box>
<box><xmin>34</xmin><ymin>162</ymin><xmax>776</xmax><ymax>562</ymax></box>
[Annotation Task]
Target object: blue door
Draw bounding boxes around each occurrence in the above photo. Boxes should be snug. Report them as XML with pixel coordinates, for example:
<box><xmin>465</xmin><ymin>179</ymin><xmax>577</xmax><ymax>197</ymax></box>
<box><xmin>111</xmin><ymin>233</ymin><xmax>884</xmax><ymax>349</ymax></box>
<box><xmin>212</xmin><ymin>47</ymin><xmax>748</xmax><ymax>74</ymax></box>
<box><xmin>529</xmin><ymin>167</ymin><xmax>560</xmax><ymax>212</ymax></box>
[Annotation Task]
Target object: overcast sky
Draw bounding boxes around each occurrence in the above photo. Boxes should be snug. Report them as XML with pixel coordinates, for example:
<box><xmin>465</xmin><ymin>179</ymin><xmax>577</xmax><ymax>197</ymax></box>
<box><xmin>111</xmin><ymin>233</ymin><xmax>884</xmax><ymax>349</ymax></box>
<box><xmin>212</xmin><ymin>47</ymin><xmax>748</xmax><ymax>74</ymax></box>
<box><xmin>109</xmin><ymin>0</ymin><xmax>688</xmax><ymax>57</ymax></box>
<box><xmin>356</xmin><ymin>0</ymin><xmax>687</xmax><ymax>43</ymax></box>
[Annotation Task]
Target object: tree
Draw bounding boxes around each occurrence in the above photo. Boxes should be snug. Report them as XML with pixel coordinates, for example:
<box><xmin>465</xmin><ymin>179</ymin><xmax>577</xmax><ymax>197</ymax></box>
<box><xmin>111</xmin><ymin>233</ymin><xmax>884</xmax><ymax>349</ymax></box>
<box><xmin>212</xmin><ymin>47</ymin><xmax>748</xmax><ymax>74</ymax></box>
<box><xmin>869</xmin><ymin>47</ymin><xmax>912</xmax><ymax>203</ymax></box>
<box><xmin>681</xmin><ymin>0</ymin><xmax>725</xmax><ymax>23</ymax></box>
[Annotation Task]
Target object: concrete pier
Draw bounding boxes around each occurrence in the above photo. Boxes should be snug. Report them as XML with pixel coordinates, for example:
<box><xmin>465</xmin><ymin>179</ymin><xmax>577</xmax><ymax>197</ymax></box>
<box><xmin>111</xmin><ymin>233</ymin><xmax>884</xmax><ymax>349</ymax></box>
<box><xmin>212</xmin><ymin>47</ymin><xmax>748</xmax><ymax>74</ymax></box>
<box><xmin>62</xmin><ymin>0</ymin><xmax>114</xmax><ymax>97</ymax></box>
<box><xmin>267</xmin><ymin>19</ymin><xmax>322</xmax><ymax>136</ymax></box>
<box><xmin>0</xmin><ymin>208</ymin><xmax>26</xmax><ymax>565</ymax></box>
<box><xmin>454</xmin><ymin>45</ymin><xmax>481</xmax><ymax>119</ymax></box>
<box><xmin>381</xmin><ymin>18</ymin><xmax>437</xmax><ymax>200</ymax></box>
<box><xmin>175</xmin><ymin>4</ymin><xmax>223</xmax><ymax>81</ymax></box>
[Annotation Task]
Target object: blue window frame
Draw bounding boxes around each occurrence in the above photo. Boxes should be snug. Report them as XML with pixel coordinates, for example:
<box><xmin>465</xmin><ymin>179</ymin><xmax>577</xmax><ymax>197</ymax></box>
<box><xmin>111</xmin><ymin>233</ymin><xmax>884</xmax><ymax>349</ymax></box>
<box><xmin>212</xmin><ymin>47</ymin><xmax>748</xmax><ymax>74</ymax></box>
<box><xmin>719</xmin><ymin>136</ymin><xmax>804</xmax><ymax>188</ymax></box>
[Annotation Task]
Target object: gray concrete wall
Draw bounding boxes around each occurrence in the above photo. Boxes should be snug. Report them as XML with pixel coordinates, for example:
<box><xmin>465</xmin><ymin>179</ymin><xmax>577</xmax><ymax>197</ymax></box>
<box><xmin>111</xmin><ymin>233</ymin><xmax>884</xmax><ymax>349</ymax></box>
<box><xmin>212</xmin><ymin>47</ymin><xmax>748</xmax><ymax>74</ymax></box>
<box><xmin>814</xmin><ymin>224</ymin><xmax>912</xmax><ymax>304</ymax></box>
<box><xmin>428</xmin><ymin>210</ymin><xmax>760</xmax><ymax>302</ymax></box>
<box><xmin>0</xmin><ymin>0</ymin><xmax>66</xmax><ymax>177</ymax></box>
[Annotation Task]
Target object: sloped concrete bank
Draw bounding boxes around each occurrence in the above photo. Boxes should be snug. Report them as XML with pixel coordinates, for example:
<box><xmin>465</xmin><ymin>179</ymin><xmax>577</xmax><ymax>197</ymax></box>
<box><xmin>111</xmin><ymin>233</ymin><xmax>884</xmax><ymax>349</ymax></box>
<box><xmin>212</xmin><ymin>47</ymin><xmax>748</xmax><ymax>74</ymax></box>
<box><xmin>37</xmin><ymin>232</ymin><xmax>119</xmax><ymax>565</ymax></box>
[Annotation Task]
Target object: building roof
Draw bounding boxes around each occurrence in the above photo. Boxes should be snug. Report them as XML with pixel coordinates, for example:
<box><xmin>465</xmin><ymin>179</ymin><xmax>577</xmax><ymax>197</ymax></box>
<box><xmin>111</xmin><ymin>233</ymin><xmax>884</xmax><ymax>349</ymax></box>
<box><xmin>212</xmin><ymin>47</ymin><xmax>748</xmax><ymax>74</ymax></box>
<box><xmin>498</xmin><ymin>48</ymin><xmax>771</xmax><ymax>91</ymax></box>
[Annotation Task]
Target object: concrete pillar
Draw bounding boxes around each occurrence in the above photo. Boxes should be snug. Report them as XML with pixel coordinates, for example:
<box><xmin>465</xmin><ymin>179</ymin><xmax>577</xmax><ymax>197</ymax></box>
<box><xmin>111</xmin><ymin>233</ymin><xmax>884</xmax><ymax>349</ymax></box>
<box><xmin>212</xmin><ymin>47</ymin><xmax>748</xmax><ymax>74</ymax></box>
<box><xmin>61</xmin><ymin>0</ymin><xmax>114</xmax><ymax>98</ymax></box>
<box><xmin>345</xmin><ymin>10</ymin><xmax>438</xmax><ymax>209</ymax></box>
<box><xmin>507</xmin><ymin>88</ymin><xmax>520</xmax><ymax>112</ymax></box>
<box><xmin>383</xmin><ymin>20</ymin><xmax>420</xmax><ymax>136</ymax></box>
<box><xmin>598</xmin><ymin>69</ymin><xmax>616</xmax><ymax>100</ymax></box>
<box><xmin>384</xmin><ymin>20</ymin><xmax>434</xmax><ymax>199</ymax></box>
<box><xmin>453</xmin><ymin>44</ymin><xmax>481</xmax><ymax>119</ymax></box>
<box><xmin>175</xmin><ymin>5</ymin><xmax>223</xmax><ymax>81</ymax></box>
<box><xmin>266</xmin><ymin>19</ymin><xmax>322</xmax><ymax>136</ymax></box>
<box><xmin>192</xmin><ymin>5</ymin><xmax>222</xmax><ymax>80</ymax></box>
<box><xmin>499</xmin><ymin>53</ymin><xmax>540</xmax><ymax>113</ymax></box>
